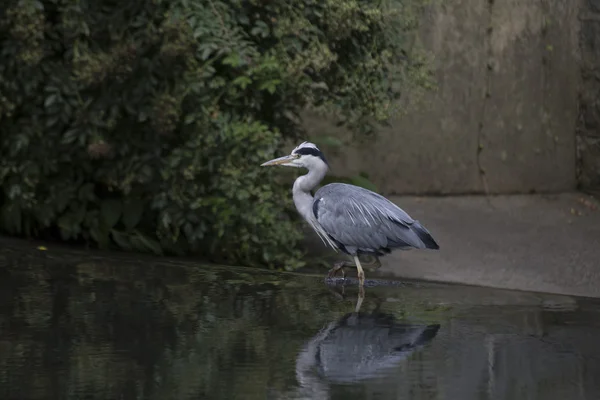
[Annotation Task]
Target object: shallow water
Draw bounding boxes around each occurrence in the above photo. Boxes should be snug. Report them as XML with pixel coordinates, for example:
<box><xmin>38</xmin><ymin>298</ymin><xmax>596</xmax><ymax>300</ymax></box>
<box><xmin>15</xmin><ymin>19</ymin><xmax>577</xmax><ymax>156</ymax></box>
<box><xmin>1</xmin><ymin>243</ymin><xmax>600</xmax><ymax>400</ymax></box>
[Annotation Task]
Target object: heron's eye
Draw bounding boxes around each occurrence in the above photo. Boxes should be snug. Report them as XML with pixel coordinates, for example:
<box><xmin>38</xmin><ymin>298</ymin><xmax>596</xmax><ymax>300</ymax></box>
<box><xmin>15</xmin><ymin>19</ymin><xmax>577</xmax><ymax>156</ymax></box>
<box><xmin>292</xmin><ymin>154</ymin><xmax>300</xmax><ymax>159</ymax></box>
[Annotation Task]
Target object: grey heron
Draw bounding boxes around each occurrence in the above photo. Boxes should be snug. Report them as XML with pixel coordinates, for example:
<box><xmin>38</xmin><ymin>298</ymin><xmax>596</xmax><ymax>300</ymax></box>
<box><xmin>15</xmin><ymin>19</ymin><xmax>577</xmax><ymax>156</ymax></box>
<box><xmin>261</xmin><ymin>141</ymin><xmax>439</xmax><ymax>288</ymax></box>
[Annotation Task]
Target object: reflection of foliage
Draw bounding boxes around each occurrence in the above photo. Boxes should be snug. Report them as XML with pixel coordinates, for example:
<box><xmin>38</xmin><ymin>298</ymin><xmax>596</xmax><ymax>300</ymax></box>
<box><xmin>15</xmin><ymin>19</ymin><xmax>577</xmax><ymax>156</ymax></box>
<box><xmin>0</xmin><ymin>0</ymin><xmax>432</xmax><ymax>269</ymax></box>
<box><xmin>0</xmin><ymin>247</ymin><xmax>450</xmax><ymax>400</ymax></box>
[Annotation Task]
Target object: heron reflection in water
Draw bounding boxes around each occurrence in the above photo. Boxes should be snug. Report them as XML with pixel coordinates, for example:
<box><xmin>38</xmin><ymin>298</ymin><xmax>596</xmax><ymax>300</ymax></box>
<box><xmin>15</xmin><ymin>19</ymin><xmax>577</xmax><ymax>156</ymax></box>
<box><xmin>261</xmin><ymin>142</ymin><xmax>439</xmax><ymax>292</ymax></box>
<box><xmin>291</xmin><ymin>308</ymin><xmax>440</xmax><ymax>398</ymax></box>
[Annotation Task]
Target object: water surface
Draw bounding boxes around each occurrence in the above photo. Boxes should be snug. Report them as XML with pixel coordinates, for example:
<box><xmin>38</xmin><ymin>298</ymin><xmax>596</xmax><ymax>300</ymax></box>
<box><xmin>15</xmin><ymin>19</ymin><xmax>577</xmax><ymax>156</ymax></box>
<box><xmin>1</xmin><ymin>242</ymin><xmax>599</xmax><ymax>400</ymax></box>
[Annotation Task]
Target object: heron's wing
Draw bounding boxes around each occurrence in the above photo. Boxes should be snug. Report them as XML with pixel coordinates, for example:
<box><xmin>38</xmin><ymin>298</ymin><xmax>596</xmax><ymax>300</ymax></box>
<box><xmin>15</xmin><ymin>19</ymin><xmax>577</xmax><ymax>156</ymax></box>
<box><xmin>313</xmin><ymin>183</ymin><xmax>427</xmax><ymax>252</ymax></box>
<box><xmin>315</xmin><ymin>315</ymin><xmax>440</xmax><ymax>382</ymax></box>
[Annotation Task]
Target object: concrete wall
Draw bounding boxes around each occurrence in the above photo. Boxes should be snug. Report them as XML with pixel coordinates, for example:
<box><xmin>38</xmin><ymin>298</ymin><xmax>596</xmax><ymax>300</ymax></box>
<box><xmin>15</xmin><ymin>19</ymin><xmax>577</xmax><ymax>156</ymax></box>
<box><xmin>304</xmin><ymin>0</ymin><xmax>581</xmax><ymax>195</ymax></box>
<box><xmin>579</xmin><ymin>0</ymin><xmax>600</xmax><ymax>193</ymax></box>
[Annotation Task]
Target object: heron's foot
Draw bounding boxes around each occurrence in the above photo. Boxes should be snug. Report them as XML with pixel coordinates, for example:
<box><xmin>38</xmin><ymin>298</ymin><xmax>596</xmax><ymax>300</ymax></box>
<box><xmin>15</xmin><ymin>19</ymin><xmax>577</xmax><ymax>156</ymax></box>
<box><xmin>327</xmin><ymin>263</ymin><xmax>345</xmax><ymax>280</ymax></box>
<box><xmin>326</xmin><ymin>284</ymin><xmax>346</xmax><ymax>300</ymax></box>
<box><xmin>327</xmin><ymin>261</ymin><xmax>353</xmax><ymax>280</ymax></box>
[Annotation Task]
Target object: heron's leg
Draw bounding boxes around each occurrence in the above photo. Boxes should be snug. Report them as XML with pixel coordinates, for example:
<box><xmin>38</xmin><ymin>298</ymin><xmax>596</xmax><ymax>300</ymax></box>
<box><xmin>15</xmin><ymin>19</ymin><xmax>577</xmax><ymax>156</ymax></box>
<box><xmin>354</xmin><ymin>255</ymin><xmax>365</xmax><ymax>288</ymax></box>
<box><xmin>355</xmin><ymin>288</ymin><xmax>364</xmax><ymax>313</ymax></box>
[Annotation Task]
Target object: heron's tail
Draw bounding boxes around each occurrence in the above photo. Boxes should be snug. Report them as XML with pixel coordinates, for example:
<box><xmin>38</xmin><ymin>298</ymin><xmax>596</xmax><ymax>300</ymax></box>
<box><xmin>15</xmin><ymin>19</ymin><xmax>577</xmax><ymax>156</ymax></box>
<box><xmin>391</xmin><ymin>323</ymin><xmax>441</xmax><ymax>352</ymax></box>
<box><xmin>412</xmin><ymin>221</ymin><xmax>440</xmax><ymax>250</ymax></box>
<box><xmin>413</xmin><ymin>324</ymin><xmax>441</xmax><ymax>346</ymax></box>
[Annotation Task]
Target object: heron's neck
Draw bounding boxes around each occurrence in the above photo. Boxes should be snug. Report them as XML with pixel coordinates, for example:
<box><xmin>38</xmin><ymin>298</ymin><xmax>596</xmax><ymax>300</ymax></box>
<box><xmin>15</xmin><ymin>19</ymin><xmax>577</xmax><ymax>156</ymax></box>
<box><xmin>292</xmin><ymin>167</ymin><xmax>326</xmax><ymax>221</ymax></box>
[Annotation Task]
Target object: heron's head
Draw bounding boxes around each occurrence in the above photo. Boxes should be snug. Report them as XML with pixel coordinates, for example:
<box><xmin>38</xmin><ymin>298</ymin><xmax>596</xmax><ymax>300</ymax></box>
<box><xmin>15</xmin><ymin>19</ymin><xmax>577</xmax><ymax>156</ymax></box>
<box><xmin>260</xmin><ymin>141</ymin><xmax>329</xmax><ymax>170</ymax></box>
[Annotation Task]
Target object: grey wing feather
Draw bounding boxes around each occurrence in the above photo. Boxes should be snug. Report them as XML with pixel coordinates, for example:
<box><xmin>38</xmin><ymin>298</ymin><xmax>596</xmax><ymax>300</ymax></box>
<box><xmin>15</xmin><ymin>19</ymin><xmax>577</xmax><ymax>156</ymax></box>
<box><xmin>313</xmin><ymin>183</ymin><xmax>438</xmax><ymax>253</ymax></box>
<box><xmin>314</xmin><ymin>318</ymin><xmax>440</xmax><ymax>382</ymax></box>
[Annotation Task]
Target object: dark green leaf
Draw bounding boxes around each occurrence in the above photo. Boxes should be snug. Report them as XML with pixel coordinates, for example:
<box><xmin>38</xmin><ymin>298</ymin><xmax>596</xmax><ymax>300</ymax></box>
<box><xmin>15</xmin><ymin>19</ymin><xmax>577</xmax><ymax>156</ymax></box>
<box><xmin>90</xmin><ymin>224</ymin><xmax>110</xmax><ymax>249</ymax></box>
<box><xmin>62</xmin><ymin>129</ymin><xmax>79</xmax><ymax>144</ymax></box>
<box><xmin>111</xmin><ymin>229</ymin><xmax>134</xmax><ymax>251</ymax></box>
<box><xmin>78</xmin><ymin>183</ymin><xmax>96</xmax><ymax>202</ymax></box>
<box><xmin>0</xmin><ymin>203</ymin><xmax>22</xmax><ymax>234</ymax></box>
<box><xmin>222</xmin><ymin>53</ymin><xmax>243</xmax><ymax>67</ymax></box>
<box><xmin>232</xmin><ymin>76</ymin><xmax>252</xmax><ymax>89</ymax></box>
<box><xmin>122</xmin><ymin>199</ymin><xmax>144</xmax><ymax>231</ymax></box>
<box><xmin>133</xmin><ymin>230</ymin><xmax>163</xmax><ymax>255</ymax></box>
<box><xmin>100</xmin><ymin>199</ymin><xmax>122</xmax><ymax>229</ymax></box>
<box><xmin>44</xmin><ymin>94</ymin><xmax>57</xmax><ymax>108</ymax></box>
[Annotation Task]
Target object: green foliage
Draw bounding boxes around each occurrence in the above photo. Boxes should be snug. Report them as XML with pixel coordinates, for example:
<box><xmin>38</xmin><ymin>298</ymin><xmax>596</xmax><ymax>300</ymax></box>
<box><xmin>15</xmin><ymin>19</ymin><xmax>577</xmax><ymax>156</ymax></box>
<box><xmin>0</xmin><ymin>0</ymin><xmax>432</xmax><ymax>268</ymax></box>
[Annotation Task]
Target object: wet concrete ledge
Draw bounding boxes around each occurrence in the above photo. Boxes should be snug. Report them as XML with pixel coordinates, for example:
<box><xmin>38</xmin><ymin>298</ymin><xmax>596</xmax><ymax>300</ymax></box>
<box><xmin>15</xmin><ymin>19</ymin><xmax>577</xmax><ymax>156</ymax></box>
<box><xmin>1</xmin><ymin>193</ymin><xmax>598</xmax><ymax>299</ymax></box>
<box><xmin>307</xmin><ymin>193</ymin><xmax>600</xmax><ymax>299</ymax></box>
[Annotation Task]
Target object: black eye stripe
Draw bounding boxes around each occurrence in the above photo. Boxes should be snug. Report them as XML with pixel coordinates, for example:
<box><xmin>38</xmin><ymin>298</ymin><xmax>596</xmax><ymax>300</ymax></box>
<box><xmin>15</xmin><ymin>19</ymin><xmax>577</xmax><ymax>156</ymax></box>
<box><xmin>293</xmin><ymin>147</ymin><xmax>329</xmax><ymax>166</ymax></box>
<box><xmin>293</xmin><ymin>147</ymin><xmax>321</xmax><ymax>157</ymax></box>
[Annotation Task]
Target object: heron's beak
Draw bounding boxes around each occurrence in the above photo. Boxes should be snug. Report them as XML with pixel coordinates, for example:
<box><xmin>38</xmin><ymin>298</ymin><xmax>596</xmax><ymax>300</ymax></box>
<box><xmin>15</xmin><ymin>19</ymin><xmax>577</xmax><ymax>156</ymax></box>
<box><xmin>260</xmin><ymin>155</ymin><xmax>295</xmax><ymax>167</ymax></box>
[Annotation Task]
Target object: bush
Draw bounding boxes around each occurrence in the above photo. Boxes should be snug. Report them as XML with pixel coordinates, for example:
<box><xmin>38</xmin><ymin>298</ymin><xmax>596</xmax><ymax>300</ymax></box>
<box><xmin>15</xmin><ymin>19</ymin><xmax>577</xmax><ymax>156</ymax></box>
<box><xmin>0</xmin><ymin>0</ymin><xmax>432</xmax><ymax>269</ymax></box>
